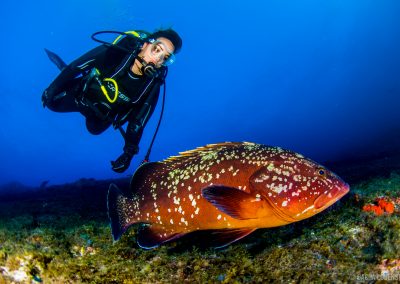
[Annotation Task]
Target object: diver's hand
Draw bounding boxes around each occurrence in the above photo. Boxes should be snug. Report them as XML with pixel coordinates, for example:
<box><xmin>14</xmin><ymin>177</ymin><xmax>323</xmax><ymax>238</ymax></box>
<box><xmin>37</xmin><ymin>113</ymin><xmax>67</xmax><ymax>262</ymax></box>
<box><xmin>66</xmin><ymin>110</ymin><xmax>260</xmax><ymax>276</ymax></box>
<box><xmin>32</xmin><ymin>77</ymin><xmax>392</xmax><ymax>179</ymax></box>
<box><xmin>111</xmin><ymin>152</ymin><xmax>134</xmax><ymax>173</ymax></box>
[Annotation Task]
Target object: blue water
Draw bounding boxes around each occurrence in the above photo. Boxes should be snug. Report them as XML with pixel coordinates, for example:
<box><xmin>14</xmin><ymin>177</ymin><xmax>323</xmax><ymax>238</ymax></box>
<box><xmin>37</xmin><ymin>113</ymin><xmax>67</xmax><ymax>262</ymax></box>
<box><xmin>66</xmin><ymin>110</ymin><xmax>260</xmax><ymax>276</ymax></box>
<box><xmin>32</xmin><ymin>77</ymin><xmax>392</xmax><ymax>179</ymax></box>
<box><xmin>1</xmin><ymin>0</ymin><xmax>399</xmax><ymax>186</ymax></box>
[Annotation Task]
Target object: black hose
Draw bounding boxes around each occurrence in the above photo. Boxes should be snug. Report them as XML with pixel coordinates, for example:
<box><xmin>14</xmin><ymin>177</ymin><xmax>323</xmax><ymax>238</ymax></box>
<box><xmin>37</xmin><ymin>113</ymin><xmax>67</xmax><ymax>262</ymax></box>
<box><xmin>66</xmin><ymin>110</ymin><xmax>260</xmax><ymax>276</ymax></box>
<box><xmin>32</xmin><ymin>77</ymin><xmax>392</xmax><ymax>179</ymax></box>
<box><xmin>143</xmin><ymin>70</ymin><xmax>168</xmax><ymax>163</ymax></box>
<box><xmin>91</xmin><ymin>30</ymin><xmax>143</xmax><ymax>54</ymax></box>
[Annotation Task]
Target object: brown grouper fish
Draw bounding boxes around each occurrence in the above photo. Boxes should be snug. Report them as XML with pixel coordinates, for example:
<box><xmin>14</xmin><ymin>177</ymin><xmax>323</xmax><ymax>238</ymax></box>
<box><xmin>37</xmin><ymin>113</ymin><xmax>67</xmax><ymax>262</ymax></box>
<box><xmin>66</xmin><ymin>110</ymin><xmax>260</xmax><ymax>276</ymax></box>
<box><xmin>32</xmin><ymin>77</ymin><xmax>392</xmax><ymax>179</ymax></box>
<box><xmin>107</xmin><ymin>142</ymin><xmax>349</xmax><ymax>249</ymax></box>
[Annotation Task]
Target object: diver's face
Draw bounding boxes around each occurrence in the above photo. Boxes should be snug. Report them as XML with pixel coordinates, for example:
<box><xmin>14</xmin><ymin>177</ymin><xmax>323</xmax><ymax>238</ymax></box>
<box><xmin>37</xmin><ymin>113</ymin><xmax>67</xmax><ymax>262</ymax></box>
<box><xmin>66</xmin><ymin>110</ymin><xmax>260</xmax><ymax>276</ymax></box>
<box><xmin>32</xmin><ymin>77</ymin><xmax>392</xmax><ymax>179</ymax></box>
<box><xmin>139</xmin><ymin>37</ymin><xmax>175</xmax><ymax>68</ymax></box>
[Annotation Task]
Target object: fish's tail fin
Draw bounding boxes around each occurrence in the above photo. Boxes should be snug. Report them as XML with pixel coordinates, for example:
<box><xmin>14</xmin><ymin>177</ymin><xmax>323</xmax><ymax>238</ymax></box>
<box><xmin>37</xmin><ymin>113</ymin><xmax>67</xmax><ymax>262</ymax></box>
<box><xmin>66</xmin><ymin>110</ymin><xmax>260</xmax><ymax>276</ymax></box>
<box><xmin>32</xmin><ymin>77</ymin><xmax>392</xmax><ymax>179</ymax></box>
<box><xmin>107</xmin><ymin>183</ymin><xmax>135</xmax><ymax>241</ymax></box>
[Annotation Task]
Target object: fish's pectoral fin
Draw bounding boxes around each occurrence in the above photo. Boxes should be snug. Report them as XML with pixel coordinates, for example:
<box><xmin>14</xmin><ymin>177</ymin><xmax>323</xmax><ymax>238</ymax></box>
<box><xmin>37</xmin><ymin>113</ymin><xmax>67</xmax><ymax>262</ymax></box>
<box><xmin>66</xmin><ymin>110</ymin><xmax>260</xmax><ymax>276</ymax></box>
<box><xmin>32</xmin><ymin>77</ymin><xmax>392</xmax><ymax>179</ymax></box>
<box><xmin>206</xmin><ymin>228</ymin><xmax>256</xmax><ymax>248</ymax></box>
<box><xmin>137</xmin><ymin>224</ymin><xmax>185</xmax><ymax>249</ymax></box>
<box><xmin>202</xmin><ymin>185</ymin><xmax>269</xmax><ymax>220</ymax></box>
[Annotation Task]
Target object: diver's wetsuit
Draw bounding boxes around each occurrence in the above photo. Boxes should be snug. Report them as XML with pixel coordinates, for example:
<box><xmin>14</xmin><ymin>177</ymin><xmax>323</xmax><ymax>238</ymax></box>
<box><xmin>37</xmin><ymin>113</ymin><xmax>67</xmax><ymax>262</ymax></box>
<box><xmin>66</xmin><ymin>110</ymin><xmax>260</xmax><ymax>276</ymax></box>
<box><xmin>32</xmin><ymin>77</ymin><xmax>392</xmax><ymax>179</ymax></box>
<box><xmin>44</xmin><ymin>36</ymin><xmax>165</xmax><ymax>155</ymax></box>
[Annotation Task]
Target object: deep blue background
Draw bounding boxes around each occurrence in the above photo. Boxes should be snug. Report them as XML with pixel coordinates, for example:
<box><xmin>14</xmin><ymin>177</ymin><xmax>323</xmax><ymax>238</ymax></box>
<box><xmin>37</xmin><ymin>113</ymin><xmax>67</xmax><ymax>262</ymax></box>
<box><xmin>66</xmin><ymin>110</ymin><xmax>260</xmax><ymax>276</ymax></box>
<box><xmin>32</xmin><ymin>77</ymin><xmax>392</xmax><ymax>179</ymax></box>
<box><xmin>1</xmin><ymin>0</ymin><xmax>400</xmax><ymax>186</ymax></box>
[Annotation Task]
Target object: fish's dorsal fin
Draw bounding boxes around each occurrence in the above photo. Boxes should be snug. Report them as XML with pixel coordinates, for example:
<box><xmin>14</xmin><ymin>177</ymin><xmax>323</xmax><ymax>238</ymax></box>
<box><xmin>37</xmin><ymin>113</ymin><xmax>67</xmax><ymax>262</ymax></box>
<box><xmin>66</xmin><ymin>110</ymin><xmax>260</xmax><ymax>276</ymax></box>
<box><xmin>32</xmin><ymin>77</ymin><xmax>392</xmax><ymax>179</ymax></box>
<box><xmin>162</xmin><ymin>142</ymin><xmax>256</xmax><ymax>164</ymax></box>
<box><xmin>137</xmin><ymin>224</ymin><xmax>185</xmax><ymax>249</ymax></box>
<box><xmin>202</xmin><ymin>185</ymin><xmax>270</xmax><ymax>220</ymax></box>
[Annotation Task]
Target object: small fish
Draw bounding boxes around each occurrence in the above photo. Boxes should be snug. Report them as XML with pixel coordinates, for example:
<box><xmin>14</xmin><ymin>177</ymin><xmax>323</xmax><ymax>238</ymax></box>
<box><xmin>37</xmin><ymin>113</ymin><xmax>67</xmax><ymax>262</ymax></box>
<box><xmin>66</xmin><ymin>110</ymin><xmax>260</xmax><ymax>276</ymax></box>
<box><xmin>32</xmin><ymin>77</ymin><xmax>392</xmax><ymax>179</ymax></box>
<box><xmin>107</xmin><ymin>142</ymin><xmax>349</xmax><ymax>249</ymax></box>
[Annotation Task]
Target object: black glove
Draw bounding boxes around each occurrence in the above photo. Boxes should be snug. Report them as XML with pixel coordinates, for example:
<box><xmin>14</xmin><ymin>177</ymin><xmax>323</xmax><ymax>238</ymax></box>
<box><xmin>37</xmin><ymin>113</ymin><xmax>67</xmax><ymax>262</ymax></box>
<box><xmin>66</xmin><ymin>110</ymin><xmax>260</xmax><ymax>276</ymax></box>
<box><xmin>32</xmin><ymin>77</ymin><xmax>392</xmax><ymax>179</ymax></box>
<box><xmin>111</xmin><ymin>145</ymin><xmax>139</xmax><ymax>173</ymax></box>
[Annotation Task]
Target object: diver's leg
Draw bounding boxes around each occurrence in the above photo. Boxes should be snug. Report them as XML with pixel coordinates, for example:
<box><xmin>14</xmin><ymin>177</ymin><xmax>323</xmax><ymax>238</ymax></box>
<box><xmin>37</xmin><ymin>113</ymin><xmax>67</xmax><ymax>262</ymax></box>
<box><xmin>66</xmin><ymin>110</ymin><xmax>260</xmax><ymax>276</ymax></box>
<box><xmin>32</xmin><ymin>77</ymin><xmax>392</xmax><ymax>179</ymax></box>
<box><xmin>85</xmin><ymin>117</ymin><xmax>112</xmax><ymax>135</ymax></box>
<box><xmin>43</xmin><ymin>78</ymin><xmax>81</xmax><ymax>112</ymax></box>
<box><xmin>45</xmin><ymin>91</ymin><xmax>79</xmax><ymax>112</ymax></box>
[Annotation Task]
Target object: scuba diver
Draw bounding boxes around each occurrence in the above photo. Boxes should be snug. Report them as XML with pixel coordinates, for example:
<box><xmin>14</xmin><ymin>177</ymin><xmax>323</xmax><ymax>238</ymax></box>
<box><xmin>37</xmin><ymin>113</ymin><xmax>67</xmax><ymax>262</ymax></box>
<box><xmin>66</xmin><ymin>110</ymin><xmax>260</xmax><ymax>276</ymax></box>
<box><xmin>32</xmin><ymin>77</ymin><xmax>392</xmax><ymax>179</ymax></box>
<box><xmin>42</xmin><ymin>28</ymin><xmax>182</xmax><ymax>173</ymax></box>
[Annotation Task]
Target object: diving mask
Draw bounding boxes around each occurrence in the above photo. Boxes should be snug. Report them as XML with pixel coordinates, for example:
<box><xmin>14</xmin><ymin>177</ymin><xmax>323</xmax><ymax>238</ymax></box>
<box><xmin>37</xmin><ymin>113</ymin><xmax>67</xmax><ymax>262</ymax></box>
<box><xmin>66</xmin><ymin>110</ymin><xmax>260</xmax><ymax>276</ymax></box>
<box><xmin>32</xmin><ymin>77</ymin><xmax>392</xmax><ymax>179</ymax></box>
<box><xmin>148</xmin><ymin>39</ymin><xmax>176</xmax><ymax>66</ymax></box>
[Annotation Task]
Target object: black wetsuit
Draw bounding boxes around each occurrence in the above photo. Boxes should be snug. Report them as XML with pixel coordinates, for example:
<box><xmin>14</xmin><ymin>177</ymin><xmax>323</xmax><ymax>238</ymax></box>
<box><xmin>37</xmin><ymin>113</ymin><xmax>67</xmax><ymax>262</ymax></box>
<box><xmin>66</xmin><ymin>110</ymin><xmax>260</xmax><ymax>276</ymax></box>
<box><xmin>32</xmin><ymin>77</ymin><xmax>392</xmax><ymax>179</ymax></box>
<box><xmin>45</xmin><ymin>36</ymin><xmax>166</xmax><ymax>155</ymax></box>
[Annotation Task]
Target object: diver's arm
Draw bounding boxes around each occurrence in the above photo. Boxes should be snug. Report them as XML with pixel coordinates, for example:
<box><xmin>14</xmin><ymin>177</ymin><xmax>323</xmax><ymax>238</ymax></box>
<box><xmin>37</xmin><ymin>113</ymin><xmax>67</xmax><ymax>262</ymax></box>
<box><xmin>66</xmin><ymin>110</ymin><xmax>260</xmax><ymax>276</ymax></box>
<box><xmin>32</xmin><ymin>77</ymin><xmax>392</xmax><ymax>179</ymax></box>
<box><xmin>125</xmin><ymin>84</ymin><xmax>161</xmax><ymax>151</ymax></box>
<box><xmin>111</xmin><ymin>83</ymin><xmax>161</xmax><ymax>173</ymax></box>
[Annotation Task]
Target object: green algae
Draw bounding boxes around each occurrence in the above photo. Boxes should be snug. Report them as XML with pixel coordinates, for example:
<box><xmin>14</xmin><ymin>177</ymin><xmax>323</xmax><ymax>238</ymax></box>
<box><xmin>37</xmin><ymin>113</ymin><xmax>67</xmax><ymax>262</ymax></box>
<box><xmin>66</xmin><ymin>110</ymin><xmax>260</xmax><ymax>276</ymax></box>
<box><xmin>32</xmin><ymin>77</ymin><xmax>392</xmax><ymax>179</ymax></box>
<box><xmin>1</xmin><ymin>173</ymin><xmax>400</xmax><ymax>282</ymax></box>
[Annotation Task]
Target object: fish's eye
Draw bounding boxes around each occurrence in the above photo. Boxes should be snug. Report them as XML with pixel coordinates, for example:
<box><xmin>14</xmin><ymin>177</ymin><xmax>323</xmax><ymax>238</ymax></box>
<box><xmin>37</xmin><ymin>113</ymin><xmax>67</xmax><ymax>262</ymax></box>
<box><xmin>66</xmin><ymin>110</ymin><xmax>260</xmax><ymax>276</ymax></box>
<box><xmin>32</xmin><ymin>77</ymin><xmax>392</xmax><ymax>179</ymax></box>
<box><xmin>317</xmin><ymin>169</ymin><xmax>326</xmax><ymax>176</ymax></box>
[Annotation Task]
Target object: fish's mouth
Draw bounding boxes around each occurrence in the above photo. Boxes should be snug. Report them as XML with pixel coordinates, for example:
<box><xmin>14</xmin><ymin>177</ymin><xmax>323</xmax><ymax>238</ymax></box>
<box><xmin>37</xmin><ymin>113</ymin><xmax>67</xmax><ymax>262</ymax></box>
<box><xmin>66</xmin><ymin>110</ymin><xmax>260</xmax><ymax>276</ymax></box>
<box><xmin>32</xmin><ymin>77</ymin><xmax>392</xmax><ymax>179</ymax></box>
<box><xmin>314</xmin><ymin>183</ymin><xmax>350</xmax><ymax>210</ymax></box>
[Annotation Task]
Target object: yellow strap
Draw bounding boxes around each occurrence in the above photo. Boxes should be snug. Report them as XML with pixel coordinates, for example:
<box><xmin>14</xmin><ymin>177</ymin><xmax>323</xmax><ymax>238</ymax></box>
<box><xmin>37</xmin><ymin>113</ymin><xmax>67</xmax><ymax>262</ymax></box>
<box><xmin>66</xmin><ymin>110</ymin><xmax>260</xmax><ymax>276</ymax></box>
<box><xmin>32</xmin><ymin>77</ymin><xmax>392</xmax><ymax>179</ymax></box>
<box><xmin>112</xmin><ymin>30</ymin><xmax>140</xmax><ymax>45</ymax></box>
<box><xmin>101</xmin><ymin>78</ymin><xmax>119</xmax><ymax>103</ymax></box>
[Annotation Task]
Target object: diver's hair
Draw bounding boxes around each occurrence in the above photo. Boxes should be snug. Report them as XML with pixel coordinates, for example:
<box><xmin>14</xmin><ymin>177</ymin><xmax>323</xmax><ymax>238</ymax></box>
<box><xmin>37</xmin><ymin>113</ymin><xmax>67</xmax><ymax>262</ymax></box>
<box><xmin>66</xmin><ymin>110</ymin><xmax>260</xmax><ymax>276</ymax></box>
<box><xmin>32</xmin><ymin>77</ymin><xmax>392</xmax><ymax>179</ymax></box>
<box><xmin>151</xmin><ymin>28</ymin><xmax>182</xmax><ymax>54</ymax></box>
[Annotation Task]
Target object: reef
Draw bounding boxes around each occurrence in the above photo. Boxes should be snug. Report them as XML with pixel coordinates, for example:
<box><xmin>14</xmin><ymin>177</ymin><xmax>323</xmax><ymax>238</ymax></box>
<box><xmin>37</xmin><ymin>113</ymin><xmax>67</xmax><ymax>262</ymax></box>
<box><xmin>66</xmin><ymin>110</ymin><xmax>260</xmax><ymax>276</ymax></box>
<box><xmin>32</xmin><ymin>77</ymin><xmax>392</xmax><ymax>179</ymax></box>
<box><xmin>1</xmin><ymin>153</ymin><xmax>400</xmax><ymax>283</ymax></box>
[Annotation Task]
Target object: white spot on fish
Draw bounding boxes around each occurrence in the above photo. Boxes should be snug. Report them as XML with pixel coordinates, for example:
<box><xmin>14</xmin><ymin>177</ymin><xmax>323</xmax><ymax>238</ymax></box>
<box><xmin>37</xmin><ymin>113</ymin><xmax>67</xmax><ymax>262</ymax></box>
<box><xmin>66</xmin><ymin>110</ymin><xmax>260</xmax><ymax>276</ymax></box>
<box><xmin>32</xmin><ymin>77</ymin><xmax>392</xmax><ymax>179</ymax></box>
<box><xmin>271</xmin><ymin>184</ymin><xmax>287</xmax><ymax>194</ymax></box>
<box><xmin>254</xmin><ymin>194</ymin><xmax>262</xmax><ymax>202</ymax></box>
<box><xmin>181</xmin><ymin>217</ymin><xmax>188</xmax><ymax>226</ymax></box>
<box><xmin>282</xmin><ymin>200</ymin><xmax>288</xmax><ymax>207</ymax></box>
